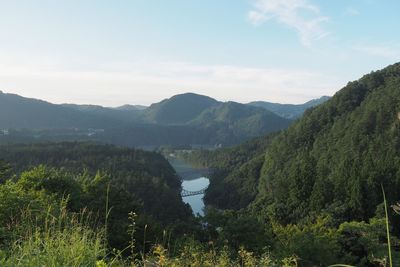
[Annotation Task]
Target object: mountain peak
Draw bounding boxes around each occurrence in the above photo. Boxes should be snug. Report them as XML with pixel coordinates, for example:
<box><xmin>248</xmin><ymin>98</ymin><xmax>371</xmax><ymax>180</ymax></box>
<box><xmin>144</xmin><ymin>93</ymin><xmax>219</xmax><ymax>124</ymax></box>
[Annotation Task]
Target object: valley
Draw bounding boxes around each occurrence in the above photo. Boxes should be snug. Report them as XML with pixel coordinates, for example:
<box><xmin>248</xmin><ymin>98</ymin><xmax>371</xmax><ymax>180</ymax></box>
<box><xmin>1</xmin><ymin>63</ymin><xmax>400</xmax><ymax>266</ymax></box>
<box><xmin>1</xmin><ymin>1</ymin><xmax>399</xmax><ymax>264</ymax></box>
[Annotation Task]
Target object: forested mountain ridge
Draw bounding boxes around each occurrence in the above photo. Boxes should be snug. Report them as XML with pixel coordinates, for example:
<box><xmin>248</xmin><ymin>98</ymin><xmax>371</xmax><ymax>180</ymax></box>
<box><xmin>255</xmin><ymin>63</ymin><xmax>400</xmax><ymax>224</ymax></box>
<box><xmin>200</xmin><ymin>63</ymin><xmax>400</xmax><ymax>226</ymax></box>
<box><xmin>248</xmin><ymin>95</ymin><xmax>330</xmax><ymax>119</ymax></box>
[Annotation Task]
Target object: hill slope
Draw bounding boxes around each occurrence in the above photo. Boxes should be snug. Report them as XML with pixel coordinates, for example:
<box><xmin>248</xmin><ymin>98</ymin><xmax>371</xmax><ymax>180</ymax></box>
<box><xmin>144</xmin><ymin>93</ymin><xmax>219</xmax><ymax>124</ymax></box>
<box><xmin>190</xmin><ymin>101</ymin><xmax>291</xmax><ymax>142</ymax></box>
<box><xmin>202</xmin><ymin>63</ymin><xmax>400</xmax><ymax>225</ymax></box>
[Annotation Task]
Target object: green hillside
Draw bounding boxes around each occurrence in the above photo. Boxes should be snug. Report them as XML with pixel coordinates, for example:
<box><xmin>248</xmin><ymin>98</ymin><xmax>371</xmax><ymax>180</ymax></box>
<box><xmin>200</xmin><ymin>63</ymin><xmax>400</xmax><ymax>226</ymax></box>
<box><xmin>254</xmin><ymin>63</ymin><xmax>400</xmax><ymax>224</ymax></box>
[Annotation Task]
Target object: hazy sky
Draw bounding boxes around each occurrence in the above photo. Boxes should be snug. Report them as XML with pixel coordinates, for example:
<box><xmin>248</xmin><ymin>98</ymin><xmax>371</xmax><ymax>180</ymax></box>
<box><xmin>0</xmin><ymin>0</ymin><xmax>399</xmax><ymax>106</ymax></box>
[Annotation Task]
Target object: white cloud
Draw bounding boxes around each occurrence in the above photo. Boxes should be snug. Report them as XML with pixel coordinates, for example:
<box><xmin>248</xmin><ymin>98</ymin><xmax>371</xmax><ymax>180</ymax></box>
<box><xmin>353</xmin><ymin>44</ymin><xmax>400</xmax><ymax>59</ymax></box>
<box><xmin>344</xmin><ymin>7</ymin><xmax>360</xmax><ymax>16</ymax></box>
<box><xmin>0</xmin><ymin>61</ymin><xmax>339</xmax><ymax>106</ymax></box>
<box><xmin>247</xmin><ymin>0</ymin><xmax>329</xmax><ymax>46</ymax></box>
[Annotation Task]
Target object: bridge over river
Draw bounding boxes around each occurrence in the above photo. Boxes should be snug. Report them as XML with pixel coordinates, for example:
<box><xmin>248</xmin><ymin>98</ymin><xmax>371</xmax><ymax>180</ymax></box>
<box><xmin>181</xmin><ymin>186</ymin><xmax>208</xmax><ymax>197</ymax></box>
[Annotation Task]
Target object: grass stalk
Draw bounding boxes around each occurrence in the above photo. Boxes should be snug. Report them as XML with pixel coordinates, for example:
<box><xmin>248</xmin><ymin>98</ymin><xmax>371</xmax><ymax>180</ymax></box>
<box><xmin>381</xmin><ymin>184</ymin><xmax>393</xmax><ymax>267</ymax></box>
<box><xmin>105</xmin><ymin>183</ymin><xmax>111</xmax><ymax>240</ymax></box>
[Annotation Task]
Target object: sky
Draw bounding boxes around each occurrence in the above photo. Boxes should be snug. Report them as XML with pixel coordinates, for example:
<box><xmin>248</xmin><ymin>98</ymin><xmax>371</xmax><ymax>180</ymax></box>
<box><xmin>0</xmin><ymin>0</ymin><xmax>399</xmax><ymax>107</ymax></box>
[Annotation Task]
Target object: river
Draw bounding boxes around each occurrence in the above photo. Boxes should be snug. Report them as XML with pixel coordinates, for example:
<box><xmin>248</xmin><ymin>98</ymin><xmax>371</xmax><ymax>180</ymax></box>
<box><xmin>168</xmin><ymin>158</ymin><xmax>210</xmax><ymax>216</ymax></box>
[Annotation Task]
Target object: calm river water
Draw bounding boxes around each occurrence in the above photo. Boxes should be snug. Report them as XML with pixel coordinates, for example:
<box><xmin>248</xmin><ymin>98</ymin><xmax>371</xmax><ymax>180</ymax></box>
<box><xmin>168</xmin><ymin>158</ymin><xmax>210</xmax><ymax>216</ymax></box>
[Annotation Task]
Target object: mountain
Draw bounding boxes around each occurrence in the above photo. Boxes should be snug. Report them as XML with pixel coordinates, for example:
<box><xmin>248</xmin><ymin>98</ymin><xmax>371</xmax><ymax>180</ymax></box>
<box><xmin>144</xmin><ymin>93</ymin><xmax>219</xmax><ymax>124</ymax></box>
<box><xmin>61</xmin><ymin>103</ymin><xmax>144</xmax><ymax>123</ymax></box>
<box><xmin>190</xmin><ymin>101</ymin><xmax>291</xmax><ymax>140</ymax></box>
<box><xmin>248</xmin><ymin>96</ymin><xmax>330</xmax><ymax>119</ymax></box>
<box><xmin>141</xmin><ymin>93</ymin><xmax>292</xmax><ymax>145</ymax></box>
<box><xmin>114</xmin><ymin>104</ymin><xmax>147</xmax><ymax>111</ymax></box>
<box><xmin>0</xmin><ymin>91</ymin><xmax>121</xmax><ymax>129</ymax></box>
<box><xmin>193</xmin><ymin>63</ymin><xmax>400</xmax><ymax>225</ymax></box>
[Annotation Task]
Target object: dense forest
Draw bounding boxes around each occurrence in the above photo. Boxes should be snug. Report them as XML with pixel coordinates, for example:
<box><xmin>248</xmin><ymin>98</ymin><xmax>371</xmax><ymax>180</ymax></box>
<box><xmin>178</xmin><ymin>62</ymin><xmax>400</xmax><ymax>265</ymax></box>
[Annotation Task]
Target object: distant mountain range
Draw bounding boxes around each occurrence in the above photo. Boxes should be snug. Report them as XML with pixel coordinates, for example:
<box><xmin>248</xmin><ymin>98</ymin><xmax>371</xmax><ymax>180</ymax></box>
<box><xmin>0</xmin><ymin>90</ymin><xmax>328</xmax><ymax>146</ymax></box>
<box><xmin>248</xmin><ymin>96</ymin><xmax>330</xmax><ymax>119</ymax></box>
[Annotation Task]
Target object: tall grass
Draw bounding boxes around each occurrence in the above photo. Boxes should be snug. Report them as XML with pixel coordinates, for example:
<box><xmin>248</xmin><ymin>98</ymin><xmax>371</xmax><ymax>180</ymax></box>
<box><xmin>0</xmin><ymin>203</ymin><xmax>107</xmax><ymax>266</ymax></box>
<box><xmin>382</xmin><ymin>184</ymin><xmax>393</xmax><ymax>267</ymax></box>
<box><xmin>1</xmin><ymin>185</ymin><xmax>396</xmax><ymax>266</ymax></box>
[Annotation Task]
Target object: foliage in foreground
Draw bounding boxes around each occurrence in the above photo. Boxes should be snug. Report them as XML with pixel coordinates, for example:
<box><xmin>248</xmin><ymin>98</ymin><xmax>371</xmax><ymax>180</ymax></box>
<box><xmin>0</xmin><ymin>203</ymin><xmax>397</xmax><ymax>267</ymax></box>
<box><xmin>0</xmin><ymin>203</ymin><xmax>296</xmax><ymax>267</ymax></box>
<box><xmin>0</xmin><ymin>206</ymin><xmax>105</xmax><ymax>267</ymax></box>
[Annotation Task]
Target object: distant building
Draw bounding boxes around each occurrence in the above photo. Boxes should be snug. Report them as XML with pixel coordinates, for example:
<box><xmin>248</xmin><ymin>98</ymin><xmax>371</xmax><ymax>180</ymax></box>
<box><xmin>214</xmin><ymin>143</ymin><xmax>222</xmax><ymax>149</ymax></box>
<box><xmin>0</xmin><ymin>129</ymin><xmax>9</xmax><ymax>135</ymax></box>
<box><xmin>87</xmin><ymin>128</ymin><xmax>105</xmax><ymax>137</ymax></box>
